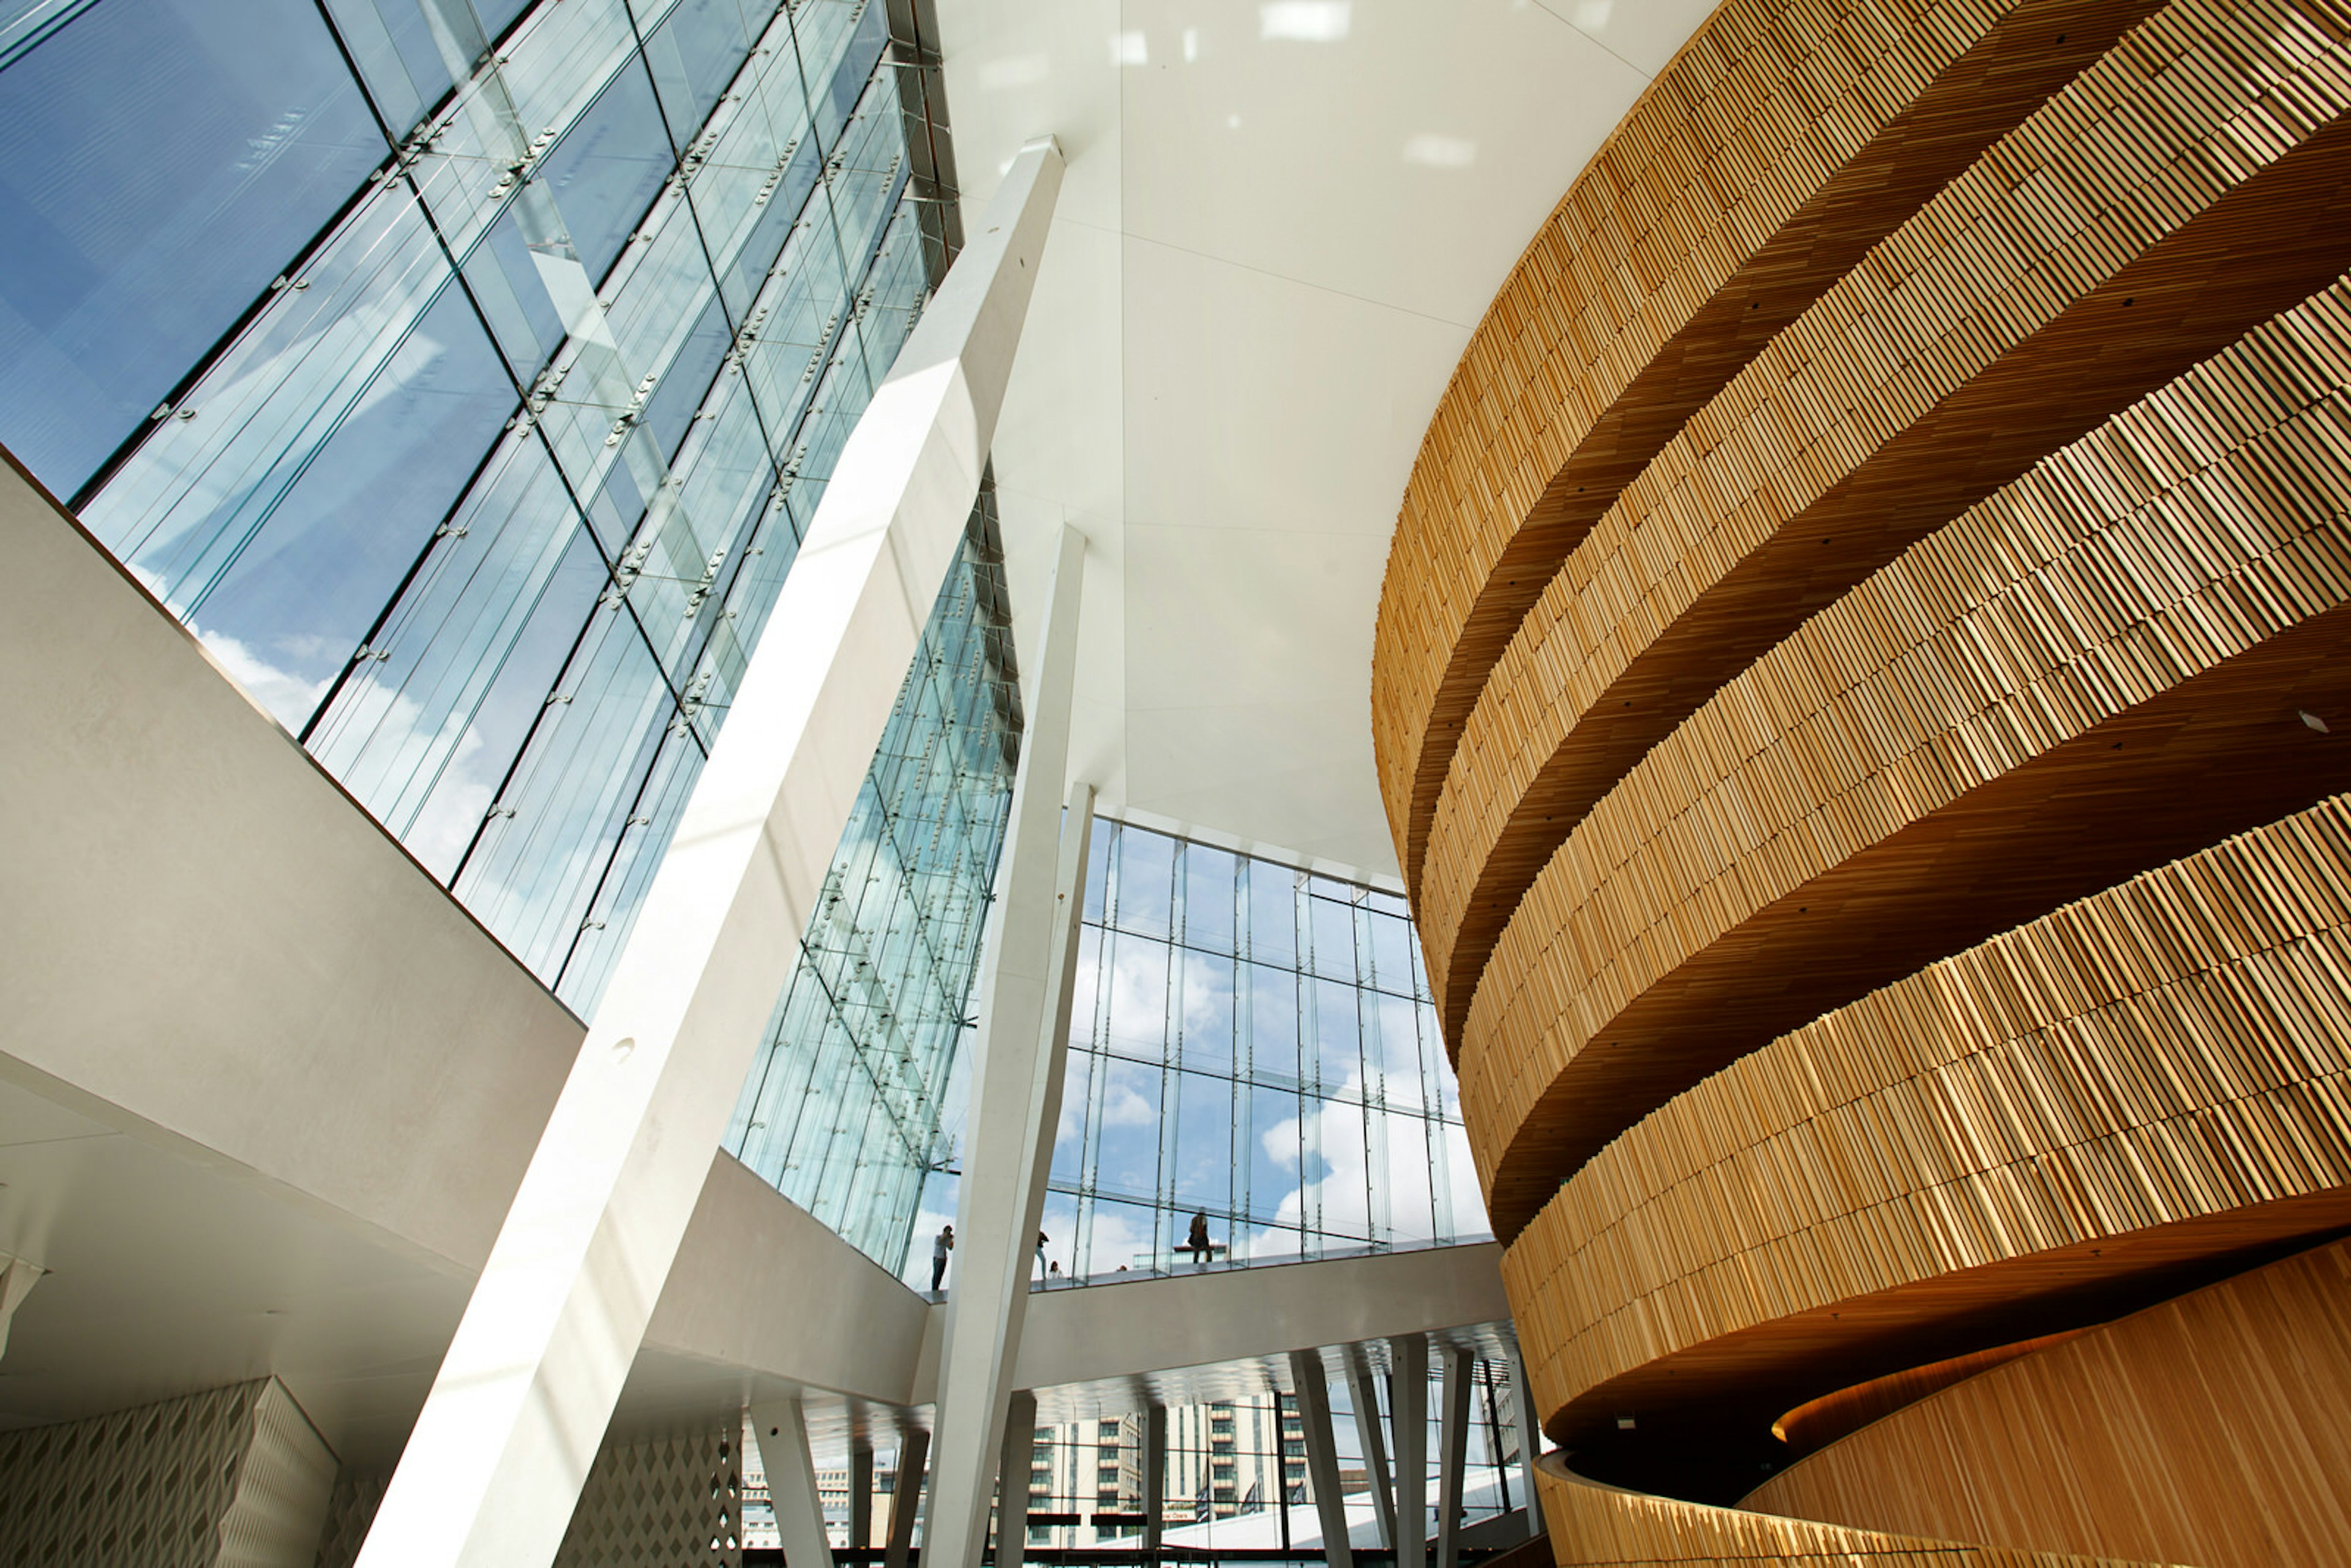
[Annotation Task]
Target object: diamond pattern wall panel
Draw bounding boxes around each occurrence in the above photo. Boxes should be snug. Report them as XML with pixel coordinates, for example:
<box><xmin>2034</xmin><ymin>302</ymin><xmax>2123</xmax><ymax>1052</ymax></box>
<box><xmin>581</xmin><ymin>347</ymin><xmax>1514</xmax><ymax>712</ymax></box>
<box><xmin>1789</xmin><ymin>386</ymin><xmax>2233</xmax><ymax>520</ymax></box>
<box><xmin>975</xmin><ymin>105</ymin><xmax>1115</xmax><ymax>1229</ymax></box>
<box><xmin>0</xmin><ymin>1379</ymin><xmax>264</xmax><ymax>1567</ymax></box>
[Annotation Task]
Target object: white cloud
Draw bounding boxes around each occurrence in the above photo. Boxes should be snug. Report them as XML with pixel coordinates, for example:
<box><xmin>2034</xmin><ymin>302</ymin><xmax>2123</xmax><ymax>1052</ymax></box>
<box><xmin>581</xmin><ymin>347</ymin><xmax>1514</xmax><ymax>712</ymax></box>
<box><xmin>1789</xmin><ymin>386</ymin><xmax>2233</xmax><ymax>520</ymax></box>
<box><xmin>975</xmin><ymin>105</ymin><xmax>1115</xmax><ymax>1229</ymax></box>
<box><xmin>1249</xmin><ymin>1076</ymin><xmax>1488</xmax><ymax>1251</ymax></box>
<box><xmin>195</xmin><ymin>626</ymin><xmax>332</xmax><ymax>727</ymax></box>
<box><xmin>1101</xmin><ymin>1084</ymin><xmax>1156</xmax><ymax>1127</ymax></box>
<box><xmin>1259</xmin><ymin>1</ymin><xmax>1349</xmax><ymax>42</ymax></box>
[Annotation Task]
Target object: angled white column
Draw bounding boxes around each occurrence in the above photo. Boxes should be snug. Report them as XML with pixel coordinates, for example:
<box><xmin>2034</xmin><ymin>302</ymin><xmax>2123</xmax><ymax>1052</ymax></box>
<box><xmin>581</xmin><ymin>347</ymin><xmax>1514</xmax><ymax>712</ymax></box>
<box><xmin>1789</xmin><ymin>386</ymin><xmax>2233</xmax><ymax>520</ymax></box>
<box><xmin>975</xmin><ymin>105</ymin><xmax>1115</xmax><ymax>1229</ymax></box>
<box><xmin>1289</xmin><ymin>1349</ymin><xmax>1354</xmax><ymax>1568</ymax></box>
<box><xmin>1435</xmin><ymin>1348</ymin><xmax>1472</xmax><ymax>1568</ymax></box>
<box><xmin>753</xmin><ymin>1398</ymin><xmax>836</xmax><ymax>1568</ymax></box>
<box><xmin>1390</xmin><ymin>1335</ymin><xmax>1428</xmax><ymax>1568</ymax></box>
<box><xmin>996</xmin><ymin>1389</ymin><xmax>1040</xmax><ymax>1568</ymax></box>
<box><xmin>353</xmin><ymin>136</ymin><xmax>1065</xmax><ymax>1568</ymax></box>
<box><xmin>1343</xmin><ymin>1343</ymin><xmax>1395</xmax><ymax>1548</ymax></box>
<box><xmin>883</xmin><ymin>1428</ymin><xmax>930</xmax><ymax>1568</ymax></box>
<box><xmin>923</xmin><ymin>523</ymin><xmax>1093</xmax><ymax>1568</ymax></box>
<box><xmin>1505</xmin><ymin>1346</ymin><xmax>1543</xmax><ymax>1540</ymax></box>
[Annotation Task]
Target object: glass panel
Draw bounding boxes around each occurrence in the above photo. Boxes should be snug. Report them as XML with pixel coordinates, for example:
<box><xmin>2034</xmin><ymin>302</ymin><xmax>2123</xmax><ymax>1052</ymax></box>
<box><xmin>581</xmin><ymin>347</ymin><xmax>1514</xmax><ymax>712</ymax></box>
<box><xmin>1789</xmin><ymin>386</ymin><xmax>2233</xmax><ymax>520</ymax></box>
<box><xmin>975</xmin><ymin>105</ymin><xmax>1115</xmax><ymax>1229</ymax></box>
<box><xmin>725</xmin><ymin>494</ymin><xmax>1023</xmax><ymax>1269</ymax></box>
<box><xmin>168</xmin><ymin>285</ymin><xmax>517</xmax><ymax>730</ymax></box>
<box><xmin>533</xmin><ymin>59</ymin><xmax>675</xmax><ymax>283</ymax></box>
<box><xmin>1114</xmin><ymin>827</ymin><xmax>1175</xmax><ymax>937</ymax></box>
<box><xmin>1183</xmin><ymin>843</ymin><xmax>1238</xmax><ymax>955</ymax></box>
<box><xmin>1047</xmin><ymin>826</ymin><xmax>1489</xmax><ymax>1280</ymax></box>
<box><xmin>0</xmin><ymin>0</ymin><xmax>384</xmax><ymax>493</ymax></box>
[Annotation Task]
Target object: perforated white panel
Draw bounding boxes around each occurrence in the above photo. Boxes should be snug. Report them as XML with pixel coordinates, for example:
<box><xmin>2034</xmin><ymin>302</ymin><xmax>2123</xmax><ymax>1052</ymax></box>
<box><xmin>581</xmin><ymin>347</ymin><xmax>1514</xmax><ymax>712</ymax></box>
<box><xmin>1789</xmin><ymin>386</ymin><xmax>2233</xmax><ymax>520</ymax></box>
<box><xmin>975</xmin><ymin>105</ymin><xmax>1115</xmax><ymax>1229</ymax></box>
<box><xmin>554</xmin><ymin>1425</ymin><xmax>744</xmax><ymax>1568</ymax></box>
<box><xmin>219</xmin><ymin>1380</ymin><xmax>337</xmax><ymax>1568</ymax></box>
<box><xmin>309</xmin><ymin>1423</ymin><xmax>741</xmax><ymax>1567</ymax></box>
<box><xmin>0</xmin><ymin>1378</ymin><xmax>275</xmax><ymax>1566</ymax></box>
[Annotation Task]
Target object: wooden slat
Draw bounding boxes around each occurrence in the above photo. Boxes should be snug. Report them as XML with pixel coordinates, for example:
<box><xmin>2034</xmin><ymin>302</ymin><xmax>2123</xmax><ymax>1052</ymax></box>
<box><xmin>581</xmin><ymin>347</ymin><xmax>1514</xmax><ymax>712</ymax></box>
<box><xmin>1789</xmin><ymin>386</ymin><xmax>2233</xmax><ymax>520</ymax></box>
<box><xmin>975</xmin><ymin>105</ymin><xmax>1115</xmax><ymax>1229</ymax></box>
<box><xmin>1468</xmin><ymin>265</ymin><xmax>2351</xmax><ymax>1240</ymax></box>
<box><xmin>1504</xmin><ymin>797</ymin><xmax>2351</xmax><ymax>1452</ymax></box>
<box><xmin>1370</xmin><ymin>0</ymin><xmax>2158</xmax><ymax>896</ymax></box>
<box><xmin>1742</xmin><ymin>1239</ymin><xmax>2351</xmax><ymax>1567</ymax></box>
<box><xmin>1419</xmin><ymin>0</ymin><xmax>2351</xmax><ymax>1052</ymax></box>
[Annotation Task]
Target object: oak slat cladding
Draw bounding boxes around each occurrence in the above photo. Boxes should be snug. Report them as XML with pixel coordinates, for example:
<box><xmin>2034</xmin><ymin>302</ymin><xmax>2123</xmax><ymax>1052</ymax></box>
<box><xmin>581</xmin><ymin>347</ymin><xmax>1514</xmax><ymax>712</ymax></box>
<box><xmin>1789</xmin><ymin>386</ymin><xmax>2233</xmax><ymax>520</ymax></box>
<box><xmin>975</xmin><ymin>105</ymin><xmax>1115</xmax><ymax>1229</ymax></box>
<box><xmin>1464</xmin><ymin>272</ymin><xmax>2351</xmax><ymax>1240</ymax></box>
<box><xmin>1531</xmin><ymin>1458</ymin><xmax>2143</xmax><ymax>1566</ymax></box>
<box><xmin>1502</xmin><ymin>797</ymin><xmax>2351</xmax><ymax>1451</ymax></box>
<box><xmin>1417</xmin><ymin>0</ymin><xmax>2351</xmax><ymax>1052</ymax></box>
<box><xmin>1370</xmin><ymin>0</ymin><xmax>2158</xmax><ymax>895</ymax></box>
<box><xmin>1741</xmin><ymin>1239</ymin><xmax>2351</xmax><ymax>1567</ymax></box>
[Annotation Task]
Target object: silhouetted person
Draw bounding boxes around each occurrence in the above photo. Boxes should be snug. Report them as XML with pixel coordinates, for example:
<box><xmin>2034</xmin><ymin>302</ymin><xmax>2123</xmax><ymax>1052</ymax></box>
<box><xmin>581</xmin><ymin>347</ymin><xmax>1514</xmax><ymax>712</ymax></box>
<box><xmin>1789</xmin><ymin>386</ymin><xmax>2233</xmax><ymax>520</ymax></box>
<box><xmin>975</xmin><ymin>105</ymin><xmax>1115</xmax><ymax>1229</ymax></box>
<box><xmin>1185</xmin><ymin>1210</ymin><xmax>1213</xmax><ymax>1265</ymax></box>
<box><xmin>932</xmin><ymin>1223</ymin><xmax>954</xmax><ymax>1292</ymax></box>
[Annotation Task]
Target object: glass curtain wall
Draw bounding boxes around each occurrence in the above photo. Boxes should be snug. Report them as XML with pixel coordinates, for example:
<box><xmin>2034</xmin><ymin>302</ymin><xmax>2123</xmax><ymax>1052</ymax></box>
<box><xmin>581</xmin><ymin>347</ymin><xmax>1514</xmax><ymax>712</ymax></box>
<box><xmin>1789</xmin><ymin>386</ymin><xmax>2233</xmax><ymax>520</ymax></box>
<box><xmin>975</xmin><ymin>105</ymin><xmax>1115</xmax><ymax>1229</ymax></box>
<box><xmin>1037</xmin><ymin>819</ymin><xmax>1490</xmax><ymax>1278</ymax></box>
<box><xmin>727</xmin><ymin>485</ymin><xmax>1021</xmax><ymax>1269</ymax></box>
<box><xmin>1</xmin><ymin>0</ymin><xmax>950</xmax><ymax>1015</ymax></box>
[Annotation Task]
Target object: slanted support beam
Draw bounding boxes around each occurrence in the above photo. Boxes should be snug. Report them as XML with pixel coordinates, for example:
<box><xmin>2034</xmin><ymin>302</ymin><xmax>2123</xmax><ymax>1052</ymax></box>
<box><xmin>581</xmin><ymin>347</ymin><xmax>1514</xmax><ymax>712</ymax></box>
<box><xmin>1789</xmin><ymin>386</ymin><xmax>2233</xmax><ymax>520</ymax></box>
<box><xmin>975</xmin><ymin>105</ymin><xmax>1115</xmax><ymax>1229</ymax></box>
<box><xmin>923</xmin><ymin>525</ymin><xmax>1092</xmax><ymax>1568</ymax></box>
<box><xmin>1435</xmin><ymin>1348</ymin><xmax>1471</xmax><ymax>1568</ymax></box>
<box><xmin>752</xmin><ymin>1398</ymin><xmax>836</xmax><ymax>1568</ymax></box>
<box><xmin>1505</xmin><ymin>1346</ymin><xmax>1542</xmax><ymax>1540</ymax></box>
<box><xmin>1289</xmin><ymin>1349</ymin><xmax>1354</xmax><ymax>1568</ymax></box>
<box><xmin>1390</xmin><ymin>1335</ymin><xmax>1428</xmax><ymax>1568</ymax></box>
<box><xmin>352</xmin><ymin>135</ymin><xmax>1065</xmax><ymax>1568</ymax></box>
<box><xmin>885</xmin><ymin>1428</ymin><xmax>931</xmax><ymax>1568</ymax></box>
<box><xmin>996</xmin><ymin>1389</ymin><xmax>1039</xmax><ymax>1568</ymax></box>
<box><xmin>1343</xmin><ymin>1343</ymin><xmax>1395</xmax><ymax>1548</ymax></box>
<box><xmin>1142</xmin><ymin>1404</ymin><xmax>1168</xmax><ymax>1551</ymax></box>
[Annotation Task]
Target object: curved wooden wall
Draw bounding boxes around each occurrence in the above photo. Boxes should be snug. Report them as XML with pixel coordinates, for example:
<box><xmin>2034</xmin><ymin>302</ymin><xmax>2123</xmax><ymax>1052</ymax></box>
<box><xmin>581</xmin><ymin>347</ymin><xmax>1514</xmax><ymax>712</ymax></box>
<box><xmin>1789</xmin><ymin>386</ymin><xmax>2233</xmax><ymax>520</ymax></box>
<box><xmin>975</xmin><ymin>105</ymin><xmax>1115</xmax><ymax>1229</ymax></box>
<box><xmin>1531</xmin><ymin>1455</ymin><xmax>2138</xmax><ymax>1566</ymax></box>
<box><xmin>1743</xmin><ymin>1239</ymin><xmax>2351</xmax><ymax>1567</ymax></box>
<box><xmin>1370</xmin><ymin>0</ymin><xmax>2162</xmax><ymax>898</ymax></box>
<box><xmin>1373</xmin><ymin>0</ymin><xmax>2351</xmax><ymax>1557</ymax></box>
<box><xmin>1415</xmin><ymin>0</ymin><xmax>2351</xmax><ymax>1044</ymax></box>
<box><xmin>1467</xmin><ymin>274</ymin><xmax>2351</xmax><ymax>1236</ymax></box>
<box><xmin>1505</xmin><ymin>795</ymin><xmax>2351</xmax><ymax>1442</ymax></box>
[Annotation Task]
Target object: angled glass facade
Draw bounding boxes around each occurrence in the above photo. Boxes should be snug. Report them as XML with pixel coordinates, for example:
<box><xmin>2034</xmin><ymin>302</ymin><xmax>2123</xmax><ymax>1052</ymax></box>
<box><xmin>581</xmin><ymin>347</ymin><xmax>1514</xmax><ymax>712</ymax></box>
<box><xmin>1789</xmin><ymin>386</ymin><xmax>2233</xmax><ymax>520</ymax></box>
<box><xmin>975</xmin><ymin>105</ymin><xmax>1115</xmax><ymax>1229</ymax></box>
<box><xmin>0</xmin><ymin>0</ymin><xmax>994</xmax><ymax>1015</ymax></box>
<box><xmin>2</xmin><ymin>0</ymin><xmax>1017</xmax><ymax>1256</ymax></box>
<box><xmin>727</xmin><ymin>486</ymin><xmax>1021</xmax><ymax>1269</ymax></box>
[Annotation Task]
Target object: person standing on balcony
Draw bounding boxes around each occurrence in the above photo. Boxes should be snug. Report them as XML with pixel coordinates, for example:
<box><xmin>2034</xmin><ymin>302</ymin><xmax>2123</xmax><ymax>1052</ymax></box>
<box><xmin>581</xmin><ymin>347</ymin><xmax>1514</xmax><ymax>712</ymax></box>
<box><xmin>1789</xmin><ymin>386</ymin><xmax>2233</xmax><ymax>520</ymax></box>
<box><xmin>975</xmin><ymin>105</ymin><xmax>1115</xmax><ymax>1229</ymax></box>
<box><xmin>931</xmin><ymin>1224</ymin><xmax>954</xmax><ymax>1292</ymax></box>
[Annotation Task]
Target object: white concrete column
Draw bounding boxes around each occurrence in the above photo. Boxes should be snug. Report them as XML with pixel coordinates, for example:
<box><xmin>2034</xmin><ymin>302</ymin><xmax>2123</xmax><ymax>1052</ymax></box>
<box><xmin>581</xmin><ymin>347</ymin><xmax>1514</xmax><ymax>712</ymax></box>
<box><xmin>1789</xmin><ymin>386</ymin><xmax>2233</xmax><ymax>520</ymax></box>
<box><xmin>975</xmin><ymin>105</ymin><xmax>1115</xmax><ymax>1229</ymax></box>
<box><xmin>1142</xmin><ymin>1404</ymin><xmax>1167</xmax><ymax>1551</ymax></box>
<box><xmin>922</xmin><ymin>523</ymin><xmax>1093</xmax><ymax>1568</ymax></box>
<box><xmin>753</xmin><ymin>1397</ymin><xmax>836</xmax><ymax>1568</ymax></box>
<box><xmin>1342</xmin><ymin>1343</ymin><xmax>1395</xmax><ymax>1548</ymax></box>
<box><xmin>1505</xmin><ymin>1345</ymin><xmax>1543</xmax><ymax>1540</ymax></box>
<box><xmin>883</xmin><ymin>1429</ymin><xmax>929</xmax><ymax>1568</ymax></box>
<box><xmin>1390</xmin><ymin>1335</ymin><xmax>1427</xmax><ymax>1568</ymax></box>
<box><xmin>995</xmin><ymin>1389</ymin><xmax>1040</xmax><ymax>1568</ymax></box>
<box><xmin>1288</xmin><ymin>1349</ymin><xmax>1354</xmax><ymax>1568</ymax></box>
<box><xmin>1434</xmin><ymin>1348</ymin><xmax>1471</xmax><ymax>1568</ymax></box>
<box><xmin>351</xmin><ymin>137</ymin><xmax>1065</xmax><ymax>1568</ymax></box>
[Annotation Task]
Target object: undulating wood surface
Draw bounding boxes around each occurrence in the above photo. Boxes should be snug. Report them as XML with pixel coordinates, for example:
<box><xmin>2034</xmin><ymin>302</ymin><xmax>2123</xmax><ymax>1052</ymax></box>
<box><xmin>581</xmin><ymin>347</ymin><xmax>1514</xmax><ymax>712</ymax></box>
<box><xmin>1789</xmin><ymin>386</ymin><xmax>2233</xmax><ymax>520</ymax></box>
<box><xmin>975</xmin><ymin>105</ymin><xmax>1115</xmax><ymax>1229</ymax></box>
<box><xmin>1419</xmin><ymin>0</ymin><xmax>2351</xmax><ymax>1048</ymax></box>
<box><xmin>1369</xmin><ymin>0</ymin><xmax>2351</xmax><ymax>1556</ymax></box>
<box><xmin>1504</xmin><ymin>796</ymin><xmax>2351</xmax><ymax>1446</ymax></box>
<box><xmin>1531</xmin><ymin>1455</ymin><xmax>2147</xmax><ymax>1566</ymax></box>
<box><xmin>1467</xmin><ymin>274</ymin><xmax>2351</xmax><ymax>1237</ymax></box>
<box><xmin>1744</xmin><ymin>1239</ymin><xmax>2351</xmax><ymax>1567</ymax></box>
<box><xmin>1370</xmin><ymin>0</ymin><xmax>2160</xmax><ymax>895</ymax></box>
<box><xmin>1768</xmin><ymin>1330</ymin><xmax>2089</xmax><ymax>1454</ymax></box>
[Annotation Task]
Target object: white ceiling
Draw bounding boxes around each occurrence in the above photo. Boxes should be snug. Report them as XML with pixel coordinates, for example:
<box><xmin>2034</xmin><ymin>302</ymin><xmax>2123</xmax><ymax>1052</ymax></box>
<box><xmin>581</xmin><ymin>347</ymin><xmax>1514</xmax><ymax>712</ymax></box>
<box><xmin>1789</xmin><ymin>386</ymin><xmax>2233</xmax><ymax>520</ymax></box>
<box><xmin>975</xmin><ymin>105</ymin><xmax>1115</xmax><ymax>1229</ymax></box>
<box><xmin>937</xmin><ymin>0</ymin><xmax>1721</xmax><ymax>883</ymax></box>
